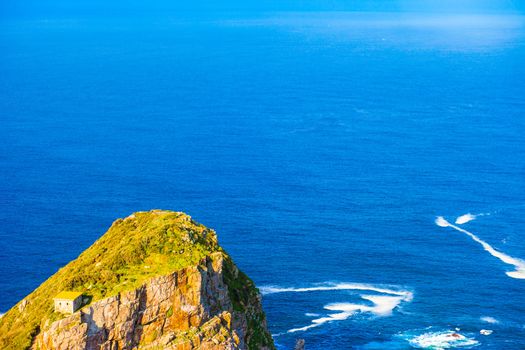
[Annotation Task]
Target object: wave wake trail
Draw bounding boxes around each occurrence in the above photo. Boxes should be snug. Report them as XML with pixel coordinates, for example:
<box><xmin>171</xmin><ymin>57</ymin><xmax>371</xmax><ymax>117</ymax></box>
<box><xmin>455</xmin><ymin>212</ymin><xmax>490</xmax><ymax>225</ymax></box>
<box><xmin>287</xmin><ymin>294</ymin><xmax>408</xmax><ymax>333</ymax></box>
<box><xmin>261</xmin><ymin>282</ymin><xmax>412</xmax><ymax>333</ymax></box>
<box><xmin>260</xmin><ymin>282</ymin><xmax>413</xmax><ymax>299</ymax></box>
<box><xmin>435</xmin><ymin>216</ymin><xmax>525</xmax><ymax>279</ymax></box>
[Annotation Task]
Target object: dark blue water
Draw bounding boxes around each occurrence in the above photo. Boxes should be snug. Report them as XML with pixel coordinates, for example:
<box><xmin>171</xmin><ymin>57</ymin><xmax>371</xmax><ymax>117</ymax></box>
<box><xmin>1</xmin><ymin>12</ymin><xmax>525</xmax><ymax>349</ymax></box>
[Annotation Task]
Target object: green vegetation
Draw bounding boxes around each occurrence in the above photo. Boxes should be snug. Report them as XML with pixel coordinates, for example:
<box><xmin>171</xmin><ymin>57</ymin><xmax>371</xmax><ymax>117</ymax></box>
<box><xmin>223</xmin><ymin>256</ymin><xmax>274</xmax><ymax>350</ymax></box>
<box><xmin>0</xmin><ymin>210</ymin><xmax>222</xmax><ymax>350</ymax></box>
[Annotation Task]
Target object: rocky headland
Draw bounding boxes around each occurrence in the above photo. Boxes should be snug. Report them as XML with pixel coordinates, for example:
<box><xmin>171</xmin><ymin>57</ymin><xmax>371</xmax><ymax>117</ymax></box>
<box><xmin>0</xmin><ymin>210</ymin><xmax>274</xmax><ymax>350</ymax></box>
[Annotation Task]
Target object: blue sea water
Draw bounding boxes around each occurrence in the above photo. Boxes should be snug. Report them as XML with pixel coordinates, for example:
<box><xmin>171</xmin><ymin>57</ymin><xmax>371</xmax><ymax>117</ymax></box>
<box><xmin>1</xmin><ymin>10</ymin><xmax>525</xmax><ymax>349</ymax></box>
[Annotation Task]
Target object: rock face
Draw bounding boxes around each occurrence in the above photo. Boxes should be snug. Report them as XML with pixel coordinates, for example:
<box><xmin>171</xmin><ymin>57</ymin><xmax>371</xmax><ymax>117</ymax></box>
<box><xmin>33</xmin><ymin>252</ymin><xmax>272</xmax><ymax>349</ymax></box>
<box><xmin>0</xmin><ymin>211</ymin><xmax>274</xmax><ymax>350</ymax></box>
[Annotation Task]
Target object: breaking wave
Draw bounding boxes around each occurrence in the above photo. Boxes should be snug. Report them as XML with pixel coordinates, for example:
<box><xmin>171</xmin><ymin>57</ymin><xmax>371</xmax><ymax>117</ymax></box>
<box><xmin>408</xmin><ymin>330</ymin><xmax>479</xmax><ymax>349</ymax></box>
<box><xmin>361</xmin><ymin>328</ymin><xmax>481</xmax><ymax>349</ymax></box>
<box><xmin>435</xmin><ymin>216</ymin><xmax>525</xmax><ymax>279</ymax></box>
<box><xmin>260</xmin><ymin>282</ymin><xmax>413</xmax><ymax>299</ymax></box>
<box><xmin>455</xmin><ymin>213</ymin><xmax>476</xmax><ymax>224</ymax></box>
<box><xmin>480</xmin><ymin>316</ymin><xmax>499</xmax><ymax>324</ymax></box>
<box><xmin>455</xmin><ymin>212</ymin><xmax>490</xmax><ymax>225</ymax></box>
<box><xmin>260</xmin><ymin>282</ymin><xmax>412</xmax><ymax>333</ymax></box>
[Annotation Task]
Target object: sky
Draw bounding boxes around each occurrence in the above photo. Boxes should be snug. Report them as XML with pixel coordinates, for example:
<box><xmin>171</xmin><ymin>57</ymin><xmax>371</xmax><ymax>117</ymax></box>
<box><xmin>1</xmin><ymin>0</ymin><xmax>524</xmax><ymax>19</ymax></box>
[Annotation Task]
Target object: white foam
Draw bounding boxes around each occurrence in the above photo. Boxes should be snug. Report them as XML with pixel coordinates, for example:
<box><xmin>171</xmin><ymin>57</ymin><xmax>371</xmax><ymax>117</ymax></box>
<box><xmin>264</xmin><ymin>282</ymin><xmax>413</xmax><ymax>333</ymax></box>
<box><xmin>289</xmin><ymin>307</ymin><xmax>354</xmax><ymax>333</ymax></box>
<box><xmin>361</xmin><ymin>295</ymin><xmax>405</xmax><ymax>316</ymax></box>
<box><xmin>305</xmin><ymin>313</ymin><xmax>320</xmax><ymax>317</ymax></box>
<box><xmin>409</xmin><ymin>330</ymin><xmax>479</xmax><ymax>349</ymax></box>
<box><xmin>260</xmin><ymin>282</ymin><xmax>413</xmax><ymax>300</ymax></box>
<box><xmin>455</xmin><ymin>213</ymin><xmax>477</xmax><ymax>224</ymax></box>
<box><xmin>324</xmin><ymin>302</ymin><xmax>369</xmax><ymax>313</ymax></box>
<box><xmin>481</xmin><ymin>316</ymin><xmax>499</xmax><ymax>324</ymax></box>
<box><xmin>435</xmin><ymin>216</ymin><xmax>450</xmax><ymax>227</ymax></box>
<box><xmin>435</xmin><ymin>216</ymin><xmax>525</xmax><ymax>279</ymax></box>
<box><xmin>480</xmin><ymin>329</ymin><xmax>493</xmax><ymax>336</ymax></box>
<box><xmin>455</xmin><ymin>212</ymin><xmax>490</xmax><ymax>225</ymax></box>
<box><xmin>288</xmin><ymin>304</ymin><xmax>358</xmax><ymax>333</ymax></box>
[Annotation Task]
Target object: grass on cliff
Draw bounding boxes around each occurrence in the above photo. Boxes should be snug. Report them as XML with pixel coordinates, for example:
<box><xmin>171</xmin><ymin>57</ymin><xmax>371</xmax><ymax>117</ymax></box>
<box><xmin>223</xmin><ymin>256</ymin><xmax>275</xmax><ymax>350</ymax></box>
<box><xmin>0</xmin><ymin>210</ymin><xmax>223</xmax><ymax>350</ymax></box>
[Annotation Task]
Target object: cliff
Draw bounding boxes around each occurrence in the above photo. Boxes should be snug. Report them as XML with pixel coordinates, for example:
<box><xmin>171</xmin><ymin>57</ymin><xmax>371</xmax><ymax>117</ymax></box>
<box><xmin>0</xmin><ymin>210</ymin><xmax>274</xmax><ymax>350</ymax></box>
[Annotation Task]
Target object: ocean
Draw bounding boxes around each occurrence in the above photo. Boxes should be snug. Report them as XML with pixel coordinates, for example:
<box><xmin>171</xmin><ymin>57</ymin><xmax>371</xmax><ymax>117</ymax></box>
<box><xmin>1</xmin><ymin>11</ymin><xmax>524</xmax><ymax>349</ymax></box>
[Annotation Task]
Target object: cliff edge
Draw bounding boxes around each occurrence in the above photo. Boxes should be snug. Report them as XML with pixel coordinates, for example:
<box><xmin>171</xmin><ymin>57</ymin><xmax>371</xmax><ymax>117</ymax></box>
<box><xmin>0</xmin><ymin>210</ymin><xmax>274</xmax><ymax>350</ymax></box>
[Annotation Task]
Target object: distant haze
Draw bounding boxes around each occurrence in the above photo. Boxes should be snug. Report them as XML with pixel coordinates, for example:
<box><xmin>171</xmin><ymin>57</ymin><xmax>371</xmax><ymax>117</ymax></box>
<box><xmin>1</xmin><ymin>0</ymin><xmax>524</xmax><ymax>19</ymax></box>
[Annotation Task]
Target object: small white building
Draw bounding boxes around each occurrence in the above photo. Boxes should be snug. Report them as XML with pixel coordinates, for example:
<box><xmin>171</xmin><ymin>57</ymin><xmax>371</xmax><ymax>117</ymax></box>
<box><xmin>53</xmin><ymin>291</ymin><xmax>83</xmax><ymax>314</ymax></box>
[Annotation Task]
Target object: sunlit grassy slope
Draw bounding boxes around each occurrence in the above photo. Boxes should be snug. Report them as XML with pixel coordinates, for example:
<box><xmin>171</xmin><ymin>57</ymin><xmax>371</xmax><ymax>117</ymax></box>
<box><xmin>0</xmin><ymin>210</ymin><xmax>227</xmax><ymax>349</ymax></box>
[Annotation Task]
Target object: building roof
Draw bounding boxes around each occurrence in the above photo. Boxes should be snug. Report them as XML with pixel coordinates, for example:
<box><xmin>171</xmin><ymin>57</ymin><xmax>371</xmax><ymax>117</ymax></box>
<box><xmin>53</xmin><ymin>291</ymin><xmax>83</xmax><ymax>300</ymax></box>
